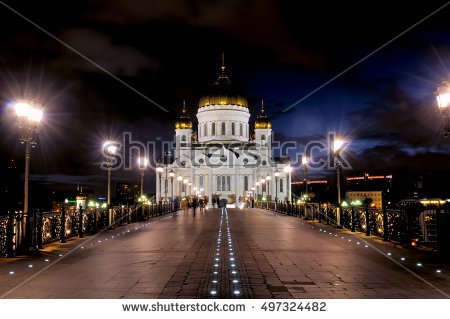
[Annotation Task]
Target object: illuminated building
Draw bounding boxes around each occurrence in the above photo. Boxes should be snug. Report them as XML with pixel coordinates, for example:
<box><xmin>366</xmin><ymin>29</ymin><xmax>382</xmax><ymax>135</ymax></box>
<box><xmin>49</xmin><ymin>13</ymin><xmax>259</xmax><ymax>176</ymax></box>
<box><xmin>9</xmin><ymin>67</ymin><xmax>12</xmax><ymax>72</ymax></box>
<box><xmin>155</xmin><ymin>56</ymin><xmax>291</xmax><ymax>206</ymax></box>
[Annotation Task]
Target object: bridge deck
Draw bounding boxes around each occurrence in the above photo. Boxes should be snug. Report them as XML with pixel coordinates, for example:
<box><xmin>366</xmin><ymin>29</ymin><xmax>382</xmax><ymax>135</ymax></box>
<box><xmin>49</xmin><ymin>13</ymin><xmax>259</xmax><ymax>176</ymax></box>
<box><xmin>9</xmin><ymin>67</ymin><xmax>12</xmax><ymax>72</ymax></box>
<box><xmin>0</xmin><ymin>208</ymin><xmax>448</xmax><ymax>298</ymax></box>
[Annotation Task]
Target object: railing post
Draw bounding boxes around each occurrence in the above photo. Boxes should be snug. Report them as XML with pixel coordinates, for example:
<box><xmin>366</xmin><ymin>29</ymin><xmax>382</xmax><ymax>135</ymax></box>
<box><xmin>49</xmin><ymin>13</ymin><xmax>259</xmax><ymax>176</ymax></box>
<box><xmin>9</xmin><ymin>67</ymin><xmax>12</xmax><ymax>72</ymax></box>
<box><xmin>326</xmin><ymin>207</ymin><xmax>330</xmax><ymax>225</ymax></box>
<box><xmin>6</xmin><ymin>211</ymin><xmax>15</xmax><ymax>257</ymax></box>
<box><xmin>383</xmin><ymin>207</ymin><xmax>389</xmax><ymax>241</ymax></box>
<box><xmin>60</xmin><ymin>206</ymin><xmax>66</xmax><ymax>243</ymax></box>
<box><xmin>351</xmin><ymin>207</ymin><xmax>356</xmax><ymax>232</ymax></box>
<box><xmin>365</xmin><ymin>206</ymin><xmax>370</xmax><ymax>236</ymax></box>
<box><xmin>78</xmin><ymin>205</ymin><xmax>84</xmax><ymax>238</ymax></box>
<box><xmin>37</xmin><ymin>210</ymin><xmax>43</xmax><ymax>249</ymax></box>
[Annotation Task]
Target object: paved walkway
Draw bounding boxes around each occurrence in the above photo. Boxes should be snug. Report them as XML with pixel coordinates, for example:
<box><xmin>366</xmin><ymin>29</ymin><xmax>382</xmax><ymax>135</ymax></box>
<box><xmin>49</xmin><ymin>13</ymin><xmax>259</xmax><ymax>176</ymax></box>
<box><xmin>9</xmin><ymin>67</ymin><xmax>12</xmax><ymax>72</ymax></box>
<box><xmin>0</xmin><ymin>208</ymin><xmax>449</xmax><ymax>298</ymax></box>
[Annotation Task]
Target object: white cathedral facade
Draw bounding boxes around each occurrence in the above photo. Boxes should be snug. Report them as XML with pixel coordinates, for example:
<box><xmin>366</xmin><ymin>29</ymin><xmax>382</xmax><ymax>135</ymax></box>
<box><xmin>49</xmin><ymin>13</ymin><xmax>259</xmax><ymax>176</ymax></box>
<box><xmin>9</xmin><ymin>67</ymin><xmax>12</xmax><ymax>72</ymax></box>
<box><xmin>155</xmin><ymin>60</ymin><xmax>291</xmax><ymax>207</ymax></box>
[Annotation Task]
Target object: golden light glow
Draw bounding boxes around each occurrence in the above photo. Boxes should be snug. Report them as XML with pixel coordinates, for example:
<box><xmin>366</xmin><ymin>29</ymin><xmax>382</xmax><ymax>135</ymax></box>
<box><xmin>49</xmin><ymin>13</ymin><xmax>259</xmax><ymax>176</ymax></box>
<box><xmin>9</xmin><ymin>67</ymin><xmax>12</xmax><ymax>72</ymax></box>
<box><xmin>284</xmin><ymin>166</ymin><xmax>292</xmax><ymax>173</ymax></box>
<box><xmin>254</xmin><ymin>121</ymin><xmax>272</xmax><ymax>129</ymax></box>
<box><xmin>13</xmin><ymin>101</ymin><xmax>43</xmax><ymax>122</ymax></box>
<box><xmin>302</xmin><ymin>157</ymin><xmax>308</xmax><ymax>165</ymax></box>
<box><xmin>333</xmin><ymin>138</ymin><xmax>345</xmax><ymax>153</ymax></box>
<box><xmin>419</xmin><ymin>199</ymin><xmax>445</xmax><ymax>205</ymax></box>
<box><xmin>175</xmin><ymin>121</ymin><xmax>193</xmax><ymax>129</ymax></box>
<box><xmin>435</xmin><ymin>81</ymin><xmax>450</xmax><ymax>108</ymax></box>
<box><xmin>198</xmin><ymin>95</ymin><xmax>248</xmax><ymax>108</ymax></box>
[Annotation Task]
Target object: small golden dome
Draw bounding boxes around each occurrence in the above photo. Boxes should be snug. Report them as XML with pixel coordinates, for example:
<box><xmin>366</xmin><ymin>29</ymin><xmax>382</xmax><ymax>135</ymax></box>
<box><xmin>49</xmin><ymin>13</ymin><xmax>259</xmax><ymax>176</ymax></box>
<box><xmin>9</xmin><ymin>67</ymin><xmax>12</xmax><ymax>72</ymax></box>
<box><xmin>175</xmin><ymin>100</ymin><xmax>193</xmax><ymax>130</ymax></box>
<box><xmin>254</xmin><ymin>99</ymin><xmax>271</xmax><ymax>129</ymax></box>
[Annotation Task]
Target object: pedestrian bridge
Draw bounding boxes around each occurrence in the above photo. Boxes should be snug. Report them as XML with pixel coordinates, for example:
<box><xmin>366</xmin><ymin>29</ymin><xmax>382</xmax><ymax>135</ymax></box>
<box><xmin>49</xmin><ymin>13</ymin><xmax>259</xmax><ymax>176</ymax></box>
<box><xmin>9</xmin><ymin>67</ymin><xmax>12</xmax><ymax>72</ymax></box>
<box><xmin>0</xmin><ymin>207</ymin><xmax>449</xmax><ymax>298</ymax></box>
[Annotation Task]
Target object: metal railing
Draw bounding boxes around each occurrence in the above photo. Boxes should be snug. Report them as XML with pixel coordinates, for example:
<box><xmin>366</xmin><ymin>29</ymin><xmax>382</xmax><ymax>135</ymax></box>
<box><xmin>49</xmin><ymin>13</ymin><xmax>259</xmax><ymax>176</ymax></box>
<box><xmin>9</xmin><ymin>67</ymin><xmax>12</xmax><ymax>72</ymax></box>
<box><xmin>256</xmin><ymin>200</ymin><xmax>450</xmax><ymax>252</ymax></box>
<box><xmin>0</xmin><ymin>202</ymin><xmax>177</xmax><ymax>258</ymax></box>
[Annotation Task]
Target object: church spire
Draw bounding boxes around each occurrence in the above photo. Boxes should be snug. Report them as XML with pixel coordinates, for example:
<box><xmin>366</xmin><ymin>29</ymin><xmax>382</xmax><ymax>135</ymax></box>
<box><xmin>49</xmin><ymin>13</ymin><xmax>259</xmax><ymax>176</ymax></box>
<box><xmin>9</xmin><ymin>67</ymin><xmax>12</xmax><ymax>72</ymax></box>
<box><xmin>214</xmin><ymin>52</ymin><xmax>231</xmax><ymax>87</ymax></box>
<box><xmin>221</xmin><ymin>52</ymin><xmax>225</xmax><ymax>72</ymax></box>
<box><xmin>175</xmin><ymin>99</ymin><xmax>192</xmax><ymax>129</ymax></box>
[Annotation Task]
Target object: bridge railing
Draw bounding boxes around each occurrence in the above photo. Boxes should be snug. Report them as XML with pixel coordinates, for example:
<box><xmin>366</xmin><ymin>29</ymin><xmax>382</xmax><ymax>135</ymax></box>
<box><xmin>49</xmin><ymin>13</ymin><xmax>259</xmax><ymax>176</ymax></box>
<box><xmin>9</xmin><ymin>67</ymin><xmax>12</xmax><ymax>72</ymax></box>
<box><xmin>0</xmin><ymin>202</ymin><xmax>177</xmax><ymax>258</ymax></box>
<box><xmin>256</xmin><ymin>200</ymin><xmax>450</xmax><ymax>251</ymax></box>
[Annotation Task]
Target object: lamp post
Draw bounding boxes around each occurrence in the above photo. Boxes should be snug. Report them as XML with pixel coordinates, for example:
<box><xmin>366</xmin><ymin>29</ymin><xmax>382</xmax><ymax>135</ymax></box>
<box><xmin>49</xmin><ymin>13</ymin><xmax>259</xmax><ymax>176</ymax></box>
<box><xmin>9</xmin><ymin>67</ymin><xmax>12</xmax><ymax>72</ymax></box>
<box><xmin>284</xmin><ymin>165</ymin><xmax>292</xmax><ymax>203</ymax></box>
<box><xmin>13</xmin><ymin>100</ymin><xmax>43</xmax><ymax>254</ymax></box>
<box><xmin>177</xmin><ymin>175</ymin><xmax>183</xmax><ymax>199</ymax></box>
<box><xmin>274</xmin><ymin>170</ymin><xmax>280</xmax><ymax>202</ymax></box>
<box><xmin>302</xmin><ymin>156</ymin><xmax>308</xmax><ymax>197</ymax></box>
<box><xmin>266</xmin><ymin>173</ymin><xmax>271</xmax><ymax>200</ymax></box>
<box><xmin>103</xmin><ymin>141</ymin><xmax>117</xmax><ymax>227</ymax></box>
<box><xmin>138</xmin><ymin>157</ymin><xmax>148</xmax><ymax>196</ymax></box>
<box><xmin>156</xmin><ymin>166</ymin><xmax>164</xmax><ymax>203</ymax></box>
<box><xmin>435</xmin><ymin>80</ymin><xmax>450</xmax><ymax>137</ymax></box>
<box><xmin>169</xmin><ymin>170</ymin><xmax>175</xmax><ymax>204</ymax></box>
<box><xmin>334</xmin><ymin>138</ymin><xmax>345</xmax><ymax>226</ymax></box>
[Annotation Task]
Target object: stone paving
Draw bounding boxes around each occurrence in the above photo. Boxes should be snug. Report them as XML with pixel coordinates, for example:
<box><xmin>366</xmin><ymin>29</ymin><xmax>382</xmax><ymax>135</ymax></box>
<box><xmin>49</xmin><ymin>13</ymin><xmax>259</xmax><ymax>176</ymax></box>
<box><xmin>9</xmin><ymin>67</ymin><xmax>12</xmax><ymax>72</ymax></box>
<box><xmin>1</xmin><ymin>208</ymin><xmax>450</xmax><ymax>298</ymax></box>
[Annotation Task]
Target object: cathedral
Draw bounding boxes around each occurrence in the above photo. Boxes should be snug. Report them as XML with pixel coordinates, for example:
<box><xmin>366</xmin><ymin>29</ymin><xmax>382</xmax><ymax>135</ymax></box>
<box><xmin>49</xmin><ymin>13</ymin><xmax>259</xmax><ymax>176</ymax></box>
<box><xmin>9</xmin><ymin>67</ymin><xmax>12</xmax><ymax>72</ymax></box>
<box><xmin>155</xmin><ymin>58</ymin><xmax>291</xmax><ymax>207</ymax></box>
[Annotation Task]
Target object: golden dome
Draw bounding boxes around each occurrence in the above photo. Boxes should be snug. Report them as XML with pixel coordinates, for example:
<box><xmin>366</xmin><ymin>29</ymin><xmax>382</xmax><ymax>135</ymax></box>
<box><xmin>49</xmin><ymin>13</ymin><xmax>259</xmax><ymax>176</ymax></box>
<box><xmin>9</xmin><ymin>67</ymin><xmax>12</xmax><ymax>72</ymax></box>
<box><xmin>175</xmin><ymin>100</ymin><xmax>193</xmax><ymax>130</ymax></box>
<box><xmin>254</xmin><ymin>99</ymin><xmax>271</xmax><ymax>129</ymax></box>
<box><xmin>198</xmin><ymin>53</ymin><xmax>248</xmax><ymax>108</ymax></box>
<box><xmin>199</xmin><ymin>94</ymin><xmax>248</xmax><ymax>108</ymax></box>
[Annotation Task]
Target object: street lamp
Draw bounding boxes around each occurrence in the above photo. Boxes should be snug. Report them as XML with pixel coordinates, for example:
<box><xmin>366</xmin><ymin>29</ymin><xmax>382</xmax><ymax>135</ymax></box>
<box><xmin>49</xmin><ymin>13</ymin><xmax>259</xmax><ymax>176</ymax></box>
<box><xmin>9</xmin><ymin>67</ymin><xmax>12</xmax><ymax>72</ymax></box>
<box><xmin>103</xmin><ymin>141</ymin><xmax>117</xmax><ymax>227</ymax></box>
<box><xmin>137</xmin><ymin>157</ymin><xmax>148</xmax><ymax>196</ymax></box>
<box><xmin>13</xmin><ymin>100</ymin><xmax>43</xmax><ymax>254</ymax></box>
<box><xmin>266</xmin><ymin>173</ymin><xmax>271</xmax><ymax>200</ymax></box>
<box><xmin>156</xmin><ymin>165</ymin><xmax>164</xmax><ymax>203</ymax></box>
<box><xmin>274</xmin><ymin>170</ymin><xmax>280</xmax><ymax>202</ymax></box>
<box><xmin>169</xmin><ymin>169</ymin><xmax>175</xmax><ymax>204</ymax></box>
<box><xmin>435</xmin><ymin>80</ymin><xmax>450</xmax><ymax>137</ymax></box>
<box><xmin>302</xmin><ymin>156</ymin><xmax>308</xmax><ymax>197</ymax></box>
<box><xmin>334</xmin><ymin>138</ymin><xmax>345</xmax><ymax>226</ymax></box>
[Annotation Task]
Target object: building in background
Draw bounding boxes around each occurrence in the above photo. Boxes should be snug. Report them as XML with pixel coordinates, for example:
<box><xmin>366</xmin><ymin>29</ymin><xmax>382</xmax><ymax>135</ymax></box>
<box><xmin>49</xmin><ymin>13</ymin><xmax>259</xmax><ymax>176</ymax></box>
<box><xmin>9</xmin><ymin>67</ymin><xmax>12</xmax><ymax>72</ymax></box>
<box><xmin>291</xmin><ymin>180</ymin><xmax>330</xmax><ymax>202</ymax></box>
<box><xmin>345</xmin><ymin>174</ymin><xmax>393</xmax><ymax>208</ymax></box>
<box><xmin>116</xmin><ymin>182</ymin><xmax>139</xmax><ymax>205</ymax></box>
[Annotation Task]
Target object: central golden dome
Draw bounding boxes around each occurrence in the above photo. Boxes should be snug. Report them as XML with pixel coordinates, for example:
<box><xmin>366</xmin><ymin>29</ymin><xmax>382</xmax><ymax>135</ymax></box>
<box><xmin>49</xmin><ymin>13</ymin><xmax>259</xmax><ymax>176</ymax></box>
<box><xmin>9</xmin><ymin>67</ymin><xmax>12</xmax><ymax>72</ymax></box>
<box><xmin>198</xmin><ymin>94</ymin><xmax>248</xmax><ymax>108</ymax></box>
<box><xmin>198</xmin><ymin>54</ymin><xmax>248</xmax><ymax>108</ymax></box>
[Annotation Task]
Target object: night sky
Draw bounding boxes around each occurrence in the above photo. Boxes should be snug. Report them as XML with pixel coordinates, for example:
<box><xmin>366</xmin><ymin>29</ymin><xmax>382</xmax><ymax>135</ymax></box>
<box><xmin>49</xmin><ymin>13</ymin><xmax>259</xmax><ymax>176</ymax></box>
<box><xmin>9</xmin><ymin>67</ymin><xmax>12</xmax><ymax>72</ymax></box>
<box><xmin>1</xmin><ymin>1</ymin><xmax>450</xmax><ymax>200</ymax></box>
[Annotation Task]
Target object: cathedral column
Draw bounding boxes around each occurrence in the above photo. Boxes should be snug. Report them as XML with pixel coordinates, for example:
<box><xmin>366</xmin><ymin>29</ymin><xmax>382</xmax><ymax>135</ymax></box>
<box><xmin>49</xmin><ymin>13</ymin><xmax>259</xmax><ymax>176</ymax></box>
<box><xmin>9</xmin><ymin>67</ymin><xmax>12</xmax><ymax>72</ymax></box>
<box><xmin>208</xmin><ymin>168</ymin><xmax>213</xmax><ymax>207</ymax></box>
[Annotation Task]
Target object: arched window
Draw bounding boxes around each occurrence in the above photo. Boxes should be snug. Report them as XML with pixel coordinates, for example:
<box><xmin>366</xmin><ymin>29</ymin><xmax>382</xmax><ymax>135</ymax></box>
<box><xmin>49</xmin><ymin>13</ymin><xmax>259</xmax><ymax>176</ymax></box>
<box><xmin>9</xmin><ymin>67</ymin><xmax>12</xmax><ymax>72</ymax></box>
<box><xmin>204</xmin><ymin>123</ymin><xmax>208</xmax><ymax>136</ymax></box>
<box><xmin>232</xmin><ymin>122</ymin><xmax>235</xmax><ymax>135</ymax></box>
<box><xmin>222</xmin><ymin>176</ymin><xmax>226</xmax><ymax>191</ymax></box>
<box><xmin>181</xmin><ymin>135</ymin><xmax>186</xmax><ymax>146</ymax></box>
<box><xmin>244</xmin><ymin>176</ymin><xmax>248</xmax><ymax>191</ymax></box>
<box><xmin>262</xmin><ymin>181</ymin><xmax>266</xmax><ymax>192</ymax></box>
<box><xmin>240</xmin><ymin>123</ymin><xmax>243</xmax><ymax>136</ymax></box>
<box><xmin>261</xmin><ymin>135</ymin><xmax>266</xmax><ymax>146</ymax></box>
<box><xmin>222</xmin><ymin>122</ymin><xmax>226</xmax><ymax>135</ymax></box>
<box><xmin>200</xmin><ymin>176</ymin><xmax>204</xmax><ymax>189</ymax></box>
<box><xmin>212</xmin><ymin>123</ymin><xmax>216</xmax><ymax>135</ymax></box>
<box><xmin>217</xmin><ymin>176</ymin><xmax>221</xmax><ymax>191</ymax></box>
<box><xmin>227</xmin><ymin>176</ymin><xmax>231</xmax><ymax>191</ymax></box>
<box><xmin>280</xmin><ymin>178</ymin><xmax>284</xmax><ymax>193</ymax></box>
